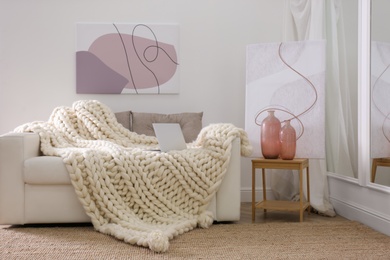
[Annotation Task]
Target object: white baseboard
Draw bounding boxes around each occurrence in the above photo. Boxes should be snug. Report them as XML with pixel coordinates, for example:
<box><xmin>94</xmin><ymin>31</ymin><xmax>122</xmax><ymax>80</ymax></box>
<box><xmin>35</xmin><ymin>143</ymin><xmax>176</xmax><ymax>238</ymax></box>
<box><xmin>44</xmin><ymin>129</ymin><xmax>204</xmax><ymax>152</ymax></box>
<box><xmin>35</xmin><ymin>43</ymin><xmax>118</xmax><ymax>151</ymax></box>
<box><xmin>330</xmin><ymin>197</ymin><xmax>390</xmax><ymax>236</ymax></box>
<box><xmin>327</xmin><ymin>173</ymin><xmax>390</xmax><ymax>237</ymax></box>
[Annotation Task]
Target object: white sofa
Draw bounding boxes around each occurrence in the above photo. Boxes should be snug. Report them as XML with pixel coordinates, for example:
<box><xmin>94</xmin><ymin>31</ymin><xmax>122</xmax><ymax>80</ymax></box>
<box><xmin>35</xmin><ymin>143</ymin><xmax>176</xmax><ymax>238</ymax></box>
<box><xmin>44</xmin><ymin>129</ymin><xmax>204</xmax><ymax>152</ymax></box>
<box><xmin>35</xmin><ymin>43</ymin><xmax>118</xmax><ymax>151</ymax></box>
<box><xmin>0</xmin><ymin>131</ymin><xmax>241</xmax><ymax>225</ymax></box>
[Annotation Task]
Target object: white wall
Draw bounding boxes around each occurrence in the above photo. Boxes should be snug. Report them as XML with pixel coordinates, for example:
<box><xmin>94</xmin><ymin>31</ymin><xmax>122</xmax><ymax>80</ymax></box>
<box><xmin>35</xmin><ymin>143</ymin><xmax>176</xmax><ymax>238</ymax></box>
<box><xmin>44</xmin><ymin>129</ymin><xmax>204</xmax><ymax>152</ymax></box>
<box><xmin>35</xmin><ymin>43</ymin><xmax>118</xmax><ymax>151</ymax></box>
<box><xmin>0</xmin><ymin>0</ymin><xmax>284</xmax><ymax>135</ymax></box>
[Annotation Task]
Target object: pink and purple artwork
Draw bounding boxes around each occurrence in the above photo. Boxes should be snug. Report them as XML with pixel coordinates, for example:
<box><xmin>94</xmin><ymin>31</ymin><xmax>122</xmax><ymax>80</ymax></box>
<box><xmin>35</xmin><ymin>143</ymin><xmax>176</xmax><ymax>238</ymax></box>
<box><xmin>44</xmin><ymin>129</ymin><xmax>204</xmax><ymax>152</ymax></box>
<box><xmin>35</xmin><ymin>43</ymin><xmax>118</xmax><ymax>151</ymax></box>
<box><xmin>76</xmin><ymin>23</ymin><xmax>179</xmax><ymax>94</ymax></box>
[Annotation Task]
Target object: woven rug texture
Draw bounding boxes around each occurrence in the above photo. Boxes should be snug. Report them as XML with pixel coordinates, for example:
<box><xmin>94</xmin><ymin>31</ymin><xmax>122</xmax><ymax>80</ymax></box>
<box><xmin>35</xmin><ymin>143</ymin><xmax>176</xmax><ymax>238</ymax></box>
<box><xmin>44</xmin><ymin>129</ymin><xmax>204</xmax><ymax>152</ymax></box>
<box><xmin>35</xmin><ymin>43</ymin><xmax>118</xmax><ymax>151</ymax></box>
<box><xmin>1</xmin><ymin>218</ymin><xmax>390</xmax><ymax>259</ymax></box>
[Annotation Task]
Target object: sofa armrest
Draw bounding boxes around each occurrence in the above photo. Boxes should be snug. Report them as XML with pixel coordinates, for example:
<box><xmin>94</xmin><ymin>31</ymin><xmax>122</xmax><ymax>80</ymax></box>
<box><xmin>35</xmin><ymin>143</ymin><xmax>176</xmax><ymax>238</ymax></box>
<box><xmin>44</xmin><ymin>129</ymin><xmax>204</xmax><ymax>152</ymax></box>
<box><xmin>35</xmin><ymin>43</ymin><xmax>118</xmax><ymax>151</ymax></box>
<box><xmin>0</xmin><ymin>132</ymin><xmax>40</xmax><ymax>224</ymax></box>
<box><xmin>214</xmin><ymin>137</ymin><xmax>241</xmax><ymax>221</ymax></box>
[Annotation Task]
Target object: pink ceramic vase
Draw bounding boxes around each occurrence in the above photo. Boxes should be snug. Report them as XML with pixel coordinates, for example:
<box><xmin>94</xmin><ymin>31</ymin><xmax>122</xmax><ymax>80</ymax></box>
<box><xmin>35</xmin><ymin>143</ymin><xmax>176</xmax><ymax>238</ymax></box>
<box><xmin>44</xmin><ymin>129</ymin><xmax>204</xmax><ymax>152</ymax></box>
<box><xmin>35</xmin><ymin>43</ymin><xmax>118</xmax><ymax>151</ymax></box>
<box><xmin>279</xmin><ymin>120</ymin><xmax>296</xmax><ymax>160</ymax></box>
<box><xmin>261</xmin><ymin>110</ymin><xmax>281</xmax><ymax>159</ymax></box>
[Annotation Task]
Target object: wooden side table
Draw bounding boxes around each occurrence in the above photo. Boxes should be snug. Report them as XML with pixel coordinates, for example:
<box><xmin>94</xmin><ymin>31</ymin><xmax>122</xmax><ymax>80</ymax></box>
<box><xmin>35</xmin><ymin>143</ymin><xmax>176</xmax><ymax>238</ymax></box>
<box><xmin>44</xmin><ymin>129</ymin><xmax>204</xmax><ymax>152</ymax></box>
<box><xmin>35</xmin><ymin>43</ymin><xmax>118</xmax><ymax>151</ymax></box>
<box><xmin>371</xmin><ymin>158</ymin><xmax>390</xmax><ymax>183</ymax></box>
<box><xmin>252</xmin><ymin>158</ymin><xmax>310</xmax><ymax>222</ymax></box>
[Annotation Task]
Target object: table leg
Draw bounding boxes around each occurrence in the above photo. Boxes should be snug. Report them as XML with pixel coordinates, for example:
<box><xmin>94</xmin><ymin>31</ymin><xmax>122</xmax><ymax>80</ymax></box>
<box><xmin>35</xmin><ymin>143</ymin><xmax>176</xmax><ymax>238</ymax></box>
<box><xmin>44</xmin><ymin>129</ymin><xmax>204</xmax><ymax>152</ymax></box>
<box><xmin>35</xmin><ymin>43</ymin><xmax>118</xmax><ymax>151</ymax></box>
<box><xmin>252</xmin><ymin>163</ymin><xmax>255</xmax><ymax>222</ymax></box>
<box><xmin>371</xmin><ymin>159</ymin><xmax>378</xmax><ymax>183</ymax></box>
<box><xmin>306</xmin><ymin>166</ymin><xmax>310</xmax><ymax>214</ymax></box>
<box><xmin>299</xmin><ymin>168</ymin><xmax>303</xmax><ymax>222</ymax></box>
<box><xmin>262</xmin><ymin>168</ymin><xmax>267</xmax><ymax>213</ymax></box>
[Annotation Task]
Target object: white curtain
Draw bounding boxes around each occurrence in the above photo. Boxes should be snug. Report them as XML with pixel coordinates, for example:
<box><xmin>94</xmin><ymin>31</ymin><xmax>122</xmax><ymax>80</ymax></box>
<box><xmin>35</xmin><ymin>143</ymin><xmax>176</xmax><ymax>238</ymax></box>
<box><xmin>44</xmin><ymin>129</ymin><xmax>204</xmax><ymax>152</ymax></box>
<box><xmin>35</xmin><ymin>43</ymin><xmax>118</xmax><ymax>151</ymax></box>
<box><xmin>270</xmin><ymin>0</ymin><xmax>357</xmax><ymax>217</ymax></box>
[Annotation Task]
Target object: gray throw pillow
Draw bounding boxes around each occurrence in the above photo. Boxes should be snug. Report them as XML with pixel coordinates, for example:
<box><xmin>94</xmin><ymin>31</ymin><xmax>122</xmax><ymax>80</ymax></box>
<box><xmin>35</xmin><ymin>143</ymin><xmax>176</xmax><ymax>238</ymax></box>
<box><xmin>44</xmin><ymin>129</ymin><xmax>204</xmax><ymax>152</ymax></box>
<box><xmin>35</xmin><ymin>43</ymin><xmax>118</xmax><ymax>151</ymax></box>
<box><xmin>114</xmin><ymin>111</ymin><xmax>131</xmax><ymax>130</ymax></box>
<box><xmin>131</xmin><ymin>112</ymin><xmax>203</xmax><ymax>143</ymax></box>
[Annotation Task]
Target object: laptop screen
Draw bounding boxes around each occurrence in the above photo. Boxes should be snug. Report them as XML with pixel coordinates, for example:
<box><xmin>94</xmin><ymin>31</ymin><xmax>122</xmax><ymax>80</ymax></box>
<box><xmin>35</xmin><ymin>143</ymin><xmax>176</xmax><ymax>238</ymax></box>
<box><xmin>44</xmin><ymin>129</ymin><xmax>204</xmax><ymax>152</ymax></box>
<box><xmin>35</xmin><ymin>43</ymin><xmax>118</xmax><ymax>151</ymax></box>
<box><xmin>152</xmin><ymin>123</ymin><xmax>187</xmax><ymax>152</ymax></box>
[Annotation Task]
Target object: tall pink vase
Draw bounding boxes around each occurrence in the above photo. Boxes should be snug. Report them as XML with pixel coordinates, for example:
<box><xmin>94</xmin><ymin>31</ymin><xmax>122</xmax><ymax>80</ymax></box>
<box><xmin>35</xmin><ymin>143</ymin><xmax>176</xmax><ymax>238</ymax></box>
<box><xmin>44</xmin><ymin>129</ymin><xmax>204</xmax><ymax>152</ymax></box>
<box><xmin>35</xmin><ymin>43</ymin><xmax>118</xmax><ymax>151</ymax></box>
<box><xmin>279</xmin><ymin>120</ymin><xmax>296</xmax><ymax>160</ymax></box>
<box><xmin>261</xmin><ymin>110</ymin><xmax>281</xmax><ymax>159</ymax></box>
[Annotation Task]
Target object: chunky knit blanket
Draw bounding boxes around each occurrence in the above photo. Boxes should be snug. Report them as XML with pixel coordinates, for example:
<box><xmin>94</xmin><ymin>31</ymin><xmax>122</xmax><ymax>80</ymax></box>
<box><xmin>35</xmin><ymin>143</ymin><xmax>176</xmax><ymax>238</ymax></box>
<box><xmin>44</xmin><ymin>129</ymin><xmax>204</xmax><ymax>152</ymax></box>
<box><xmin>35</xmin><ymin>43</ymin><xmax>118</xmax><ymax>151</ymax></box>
<box><xmin>15</xmin><ymin>100</ymin><xmax>252</xmax><ymax>252</ymax></box>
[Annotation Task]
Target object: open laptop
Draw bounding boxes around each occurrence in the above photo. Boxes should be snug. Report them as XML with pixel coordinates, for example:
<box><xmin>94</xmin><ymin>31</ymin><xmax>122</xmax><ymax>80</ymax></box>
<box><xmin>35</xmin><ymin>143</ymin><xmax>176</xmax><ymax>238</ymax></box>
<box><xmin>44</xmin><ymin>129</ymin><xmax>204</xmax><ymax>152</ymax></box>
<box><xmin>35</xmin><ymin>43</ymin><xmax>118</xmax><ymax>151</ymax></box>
<box><xmin>152</xmin><ymin>123</ymin><xmax>187</xmax><ymax>152</ymax></box>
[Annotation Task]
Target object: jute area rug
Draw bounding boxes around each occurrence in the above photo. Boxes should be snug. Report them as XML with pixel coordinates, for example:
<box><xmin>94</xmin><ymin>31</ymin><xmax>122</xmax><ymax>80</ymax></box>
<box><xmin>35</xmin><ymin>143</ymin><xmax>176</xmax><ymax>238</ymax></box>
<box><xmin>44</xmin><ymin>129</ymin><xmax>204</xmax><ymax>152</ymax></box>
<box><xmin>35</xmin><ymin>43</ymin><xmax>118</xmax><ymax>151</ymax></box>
<box><xmin>1</xmin><ymin>217</ymin><xmax>390</xmax><ymax>260</ymax></box>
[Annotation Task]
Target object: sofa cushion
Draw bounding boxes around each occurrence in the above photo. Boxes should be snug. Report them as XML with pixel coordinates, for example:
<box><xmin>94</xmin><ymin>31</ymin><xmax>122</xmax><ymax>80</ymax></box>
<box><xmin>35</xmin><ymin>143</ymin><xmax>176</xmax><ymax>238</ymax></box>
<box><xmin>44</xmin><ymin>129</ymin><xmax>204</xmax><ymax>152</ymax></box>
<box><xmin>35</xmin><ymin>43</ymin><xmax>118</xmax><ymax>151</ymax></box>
<box><xmin>24</xmin><ymin>156</ymin><xmax>71</xmax><ymax>185</ymax></box>
<box><xmin>114</xmin><ymin>111</ymin><xmax>131</xmax><ymax>130</ymax></box>
<box><xmin>130</xmin><ymin>112</ymin><xmax>203</xmax><ymax>143</ymax></box>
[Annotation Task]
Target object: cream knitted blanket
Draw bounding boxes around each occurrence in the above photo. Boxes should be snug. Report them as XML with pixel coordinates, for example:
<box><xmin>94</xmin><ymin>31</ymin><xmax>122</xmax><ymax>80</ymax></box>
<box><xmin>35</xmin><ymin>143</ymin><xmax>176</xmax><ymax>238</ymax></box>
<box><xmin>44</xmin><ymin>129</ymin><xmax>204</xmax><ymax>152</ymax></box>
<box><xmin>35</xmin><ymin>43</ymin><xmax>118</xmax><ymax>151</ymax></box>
<box><xmin>15</xmin><ymin>100</ymin><xmax>252</xmax><ymax>252</ymax></box>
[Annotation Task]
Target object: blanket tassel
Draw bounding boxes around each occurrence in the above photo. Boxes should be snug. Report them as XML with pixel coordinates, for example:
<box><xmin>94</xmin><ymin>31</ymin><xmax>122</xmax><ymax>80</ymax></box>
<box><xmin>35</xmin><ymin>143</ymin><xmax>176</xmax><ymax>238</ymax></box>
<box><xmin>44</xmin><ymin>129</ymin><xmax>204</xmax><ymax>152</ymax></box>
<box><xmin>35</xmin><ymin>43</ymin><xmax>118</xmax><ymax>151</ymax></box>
<box><xmin>147</xmin><ymin>230</ymin><xmax>170</xmax><ymax>253</ymax></box>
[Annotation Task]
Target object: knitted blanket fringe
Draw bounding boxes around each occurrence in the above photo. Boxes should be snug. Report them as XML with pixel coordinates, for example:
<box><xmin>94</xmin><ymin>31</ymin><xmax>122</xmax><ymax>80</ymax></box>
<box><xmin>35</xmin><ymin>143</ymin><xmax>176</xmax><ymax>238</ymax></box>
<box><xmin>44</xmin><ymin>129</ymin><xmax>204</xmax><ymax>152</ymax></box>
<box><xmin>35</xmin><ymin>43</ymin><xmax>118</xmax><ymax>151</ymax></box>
<box><xmin>15</xmin><ymin>100</ymin><xmax>252</xmax><ymax>252</ymax></box>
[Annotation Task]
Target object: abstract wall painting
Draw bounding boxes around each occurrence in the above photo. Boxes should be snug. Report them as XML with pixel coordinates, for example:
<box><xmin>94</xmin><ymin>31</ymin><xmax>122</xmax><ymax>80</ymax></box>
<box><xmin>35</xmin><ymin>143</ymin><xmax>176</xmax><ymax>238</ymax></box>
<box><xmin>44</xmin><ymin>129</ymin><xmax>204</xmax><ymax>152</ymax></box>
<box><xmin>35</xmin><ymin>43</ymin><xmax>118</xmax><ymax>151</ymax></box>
<box><xmin>371</xmin><ymin>41</ymin><xmax>390</xmax><ymax>158</ymax></box>
<box><xmin>76</xmin><ymin>23</ymin><xmax>179</xmax><ymax>94</ymax></box>
<box><xmin>245</xmin><ymin>40</ymin><xmax>326</xmax><ymax>158</ymax></box>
